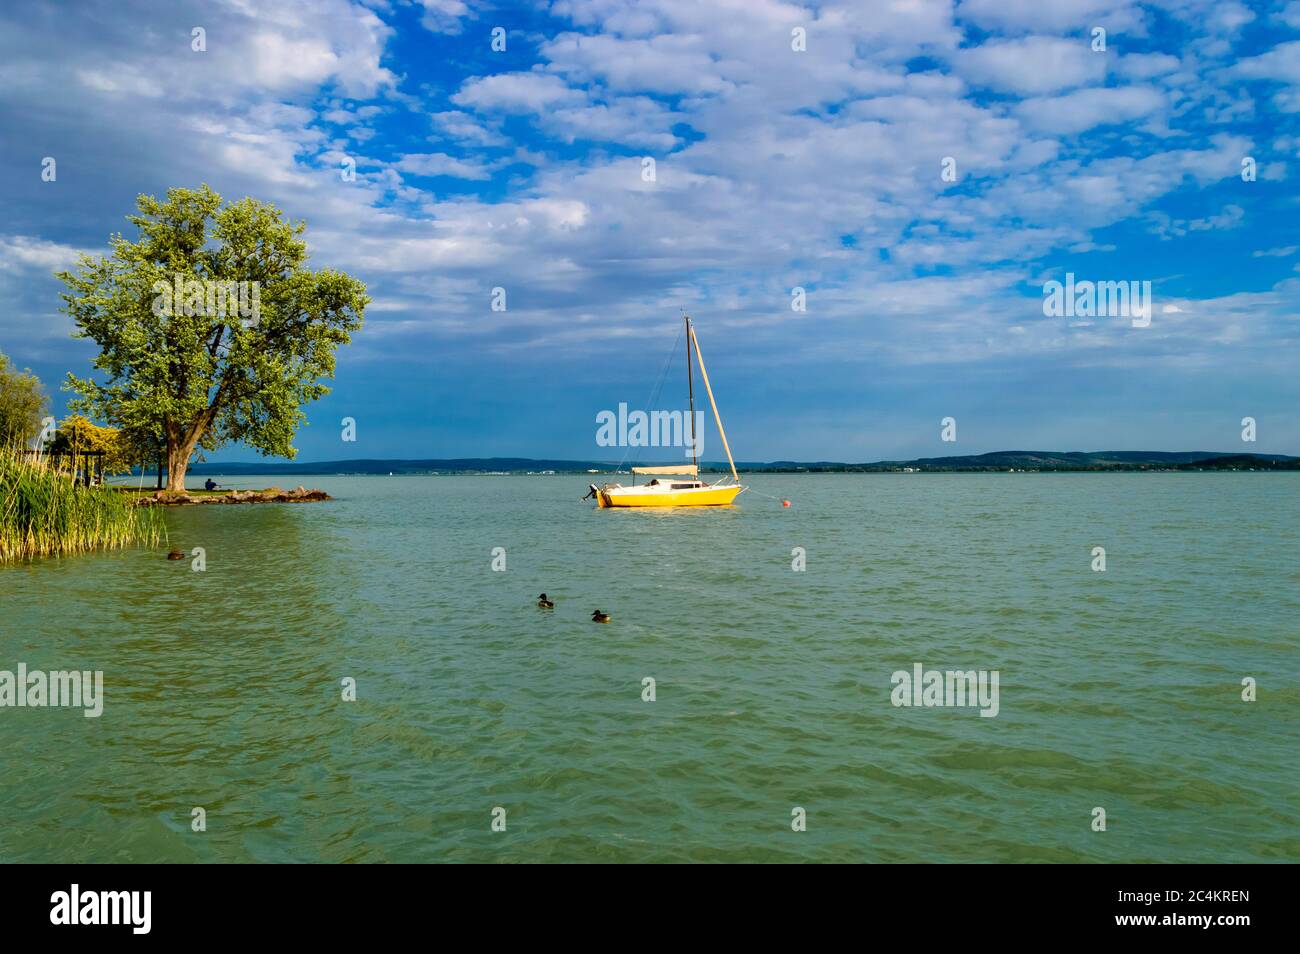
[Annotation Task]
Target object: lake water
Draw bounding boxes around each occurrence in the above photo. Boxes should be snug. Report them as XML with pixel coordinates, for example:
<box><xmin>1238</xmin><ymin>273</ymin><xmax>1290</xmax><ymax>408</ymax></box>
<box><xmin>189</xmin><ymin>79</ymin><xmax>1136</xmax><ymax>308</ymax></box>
<box><xmin>2</xmin><ymin>474</ymin><xmax>1296</xmax><ymax>862</ymax></box>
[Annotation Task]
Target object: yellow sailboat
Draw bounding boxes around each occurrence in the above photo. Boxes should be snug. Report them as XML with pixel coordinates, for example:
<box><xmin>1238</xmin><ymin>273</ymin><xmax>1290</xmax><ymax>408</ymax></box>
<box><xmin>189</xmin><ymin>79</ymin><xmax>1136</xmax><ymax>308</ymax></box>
<box><xmin>589</xmin><ymin>315</ymin><xmax>746</xmax><ymax>508</ymax></box>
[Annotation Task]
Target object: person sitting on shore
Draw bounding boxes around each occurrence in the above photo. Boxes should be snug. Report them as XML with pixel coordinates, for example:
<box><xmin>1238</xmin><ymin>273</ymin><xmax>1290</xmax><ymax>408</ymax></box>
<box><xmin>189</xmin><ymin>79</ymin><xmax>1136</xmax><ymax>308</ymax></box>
<box><xmin>204</xmin><ymin>478</ymin><xmax>219</xmax><ymax>491</ymax></box>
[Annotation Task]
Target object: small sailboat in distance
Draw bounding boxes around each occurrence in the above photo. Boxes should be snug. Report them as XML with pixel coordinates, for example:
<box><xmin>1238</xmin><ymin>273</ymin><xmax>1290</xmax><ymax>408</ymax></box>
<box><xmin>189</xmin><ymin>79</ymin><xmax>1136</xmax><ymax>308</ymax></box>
<box><xmin>588</xmin><ymin>314</ymin><xmax>747</xmax><ymax>508</ymax></box>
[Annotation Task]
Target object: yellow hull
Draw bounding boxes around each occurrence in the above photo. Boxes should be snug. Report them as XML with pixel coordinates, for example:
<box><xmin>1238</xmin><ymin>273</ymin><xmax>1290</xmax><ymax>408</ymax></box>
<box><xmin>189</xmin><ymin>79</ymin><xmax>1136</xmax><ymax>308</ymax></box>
<box><xmin>597</xmin><ymin>485</ymin><xmax>743</xmax><ymax>508</ymax></box>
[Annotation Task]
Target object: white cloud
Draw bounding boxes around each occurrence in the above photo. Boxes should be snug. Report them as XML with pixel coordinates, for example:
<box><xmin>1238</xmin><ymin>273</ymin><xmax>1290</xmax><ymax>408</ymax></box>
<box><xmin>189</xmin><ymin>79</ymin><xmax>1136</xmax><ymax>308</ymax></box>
<box><xmin>953</xmin><ymin>36</ymin><xmax>1106</xmax><ymax>95</ymax></box>
<box><xmin>541</xmin><ymin>32</ymin><xmax>736</xmax><ymax>96</ymax></box>
<box><xmin>75</xmin><ymin>66</ymin><xmax>164</xmax><ymax>98</ymax></box>
<box><xmin>1116</xmin><ymin>52</ymin><xmax>1181</xmax><ymax>80</ymax></box>
<box><xmin>1208</xmin><ymin>1</ymin><xmax>1256</xmax><ymax>32</ymax></box>
<box><xmin>430</xmin><ymin>110</ymin><xmax>508</xmax><ymax>147</ymax></box>
<box><xmin>395</xmin><ymin>152</ymin><xmax>499</xmax><ymax>180</ymax></box>
<box><xmin>1234</xmin><ymin>40</ymin><xmax>1300</xmax><ymax>83</ymax></box>
<box><xmin>957</xmin><ymin>0</ymin><xmax>1143</xmax><ymax>33</ymax></box>
<box><xmin>1149</xmin><ymin>204</ymin><xmax>1245</xmax><ymax>239</ymax></box>
<box><xmin>0</xmin><ymin>236</ymin><xmax>94</xmax><ymax>271</ymax></box>
<box><xmin>453</xmin><ymin>72</ymin><xmax>587</xmax><ymax>112</ymax></box>
<box><xmin>419</xmin><ymin>0</ymin><xmax>472</xmax><ymax>35</ymax></box>
<box><xmin>61</xmin><ymin>0</ymin><xmax>397</xmax><ymax>101</ymax></box>
<box><xmin>546</xmin><ymin>97</ymin><xmax>682</xmax><ymax>149</ymax></box>
<box><xmin>1016</xmin><ymin>85</ymin><xmax>1165</xmax><ymax>134</ymax></box>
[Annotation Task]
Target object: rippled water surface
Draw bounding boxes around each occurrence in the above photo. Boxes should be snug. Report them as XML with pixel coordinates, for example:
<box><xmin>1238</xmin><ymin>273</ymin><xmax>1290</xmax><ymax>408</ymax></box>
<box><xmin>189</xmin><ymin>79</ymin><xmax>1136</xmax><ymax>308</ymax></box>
<box><xmin>2</xmin><ymin>474</ymin><xmax>1297</xmax><ymax>862</ymax></box>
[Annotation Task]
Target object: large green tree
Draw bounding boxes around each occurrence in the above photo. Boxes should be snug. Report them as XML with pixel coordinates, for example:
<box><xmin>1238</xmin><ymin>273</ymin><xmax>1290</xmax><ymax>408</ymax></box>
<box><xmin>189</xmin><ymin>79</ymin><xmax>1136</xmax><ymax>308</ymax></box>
<box><xmin>0</xmin><ymin>350</ymin><xmax>49</xmax><ymax>448</ymax></box>
<box><xmin>59</xmin><ymin>185</ymin><xmax>367</xmax><ymax>491</ymax></box>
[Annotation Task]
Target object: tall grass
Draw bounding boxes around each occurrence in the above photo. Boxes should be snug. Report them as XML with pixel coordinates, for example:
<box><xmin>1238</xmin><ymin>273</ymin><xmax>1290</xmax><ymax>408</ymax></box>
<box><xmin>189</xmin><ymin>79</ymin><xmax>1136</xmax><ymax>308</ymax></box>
<box><xmin>0</xmin><ymin>450</ymin><xmax>164</xmax><ymax>561</ymax></box>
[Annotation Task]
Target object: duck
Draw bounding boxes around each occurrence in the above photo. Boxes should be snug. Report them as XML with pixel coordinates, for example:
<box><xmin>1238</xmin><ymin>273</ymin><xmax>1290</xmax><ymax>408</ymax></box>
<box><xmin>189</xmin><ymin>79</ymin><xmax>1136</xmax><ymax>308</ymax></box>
<box><xmin>591</xmin><ymin>609</ymin><xmax>611</xmax><ymax>624</ymax></box>
<box><xmin>537</xmin><ymin>593</ymin><xmax>555</xmax><ymax>609</ymax></box>
<box><xmin>166</xmin><ymin>549</ymin><xmax>185</xmax><ymax>561</ymax></box>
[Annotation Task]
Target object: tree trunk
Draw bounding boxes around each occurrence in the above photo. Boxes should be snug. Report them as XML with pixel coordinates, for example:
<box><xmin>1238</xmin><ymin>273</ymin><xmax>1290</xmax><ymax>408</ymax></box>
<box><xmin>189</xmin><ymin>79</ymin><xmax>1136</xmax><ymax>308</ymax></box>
<box><xmin>165</xmin><ymin>391</ymin><xmax>223</xmax><ymax>493</ymax></box>
<box><xmin>166</xmin><ymin>420</ymin><xmax>210</xmax><ymax>492</ymax></box>
<box><xmin>165</xmin><ymin>440</ymin><xmax>190</xmax><ymax>493</ymax></box>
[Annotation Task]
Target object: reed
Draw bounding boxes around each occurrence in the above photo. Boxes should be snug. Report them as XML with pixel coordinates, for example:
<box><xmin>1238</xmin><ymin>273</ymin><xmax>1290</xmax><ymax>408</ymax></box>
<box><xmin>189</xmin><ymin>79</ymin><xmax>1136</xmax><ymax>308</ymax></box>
<box><xmin>0</xmin><ymin>450</ymin><xmax>164</xmax><ymax>561</ymax></box>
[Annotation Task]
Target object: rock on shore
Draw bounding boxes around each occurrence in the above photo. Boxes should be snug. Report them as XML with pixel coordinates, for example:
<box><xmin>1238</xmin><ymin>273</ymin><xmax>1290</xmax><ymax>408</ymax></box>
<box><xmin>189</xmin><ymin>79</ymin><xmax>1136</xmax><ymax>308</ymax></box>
<box><xmin>137</xmin><ymin>486</ymin><xmax>331</xmax><ymax>506</ymax></box>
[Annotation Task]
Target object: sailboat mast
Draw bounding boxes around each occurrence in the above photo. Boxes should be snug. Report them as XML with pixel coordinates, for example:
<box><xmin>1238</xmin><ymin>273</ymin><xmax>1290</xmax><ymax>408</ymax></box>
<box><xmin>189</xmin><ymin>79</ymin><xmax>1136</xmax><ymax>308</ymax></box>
<box><xmin>690</xmin><ymin>323</ymin><xmax>739</xmax><ymax>483</ymax></box>
<box><xmin>685</xmin><ymin>314</ymin><xmax>698</xmax><ymax>473</ymax></box>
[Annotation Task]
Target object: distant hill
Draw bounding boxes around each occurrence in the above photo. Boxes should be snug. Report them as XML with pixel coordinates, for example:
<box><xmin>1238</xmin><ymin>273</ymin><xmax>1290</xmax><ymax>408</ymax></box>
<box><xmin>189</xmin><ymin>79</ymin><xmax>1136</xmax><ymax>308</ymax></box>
<box><xmin>184</xmin><ymin>457</ymin><xmax>607</xmax><ymax>475</ymax></box>
<box><xmin>175</xmin><ymin>451</ymin><xmax>1300</xmax><ymax>476</ymax></box>
<box><xmin>744</xmin><ymin>451</ymin><xmax>1299</xmax><ymax>472</ymax></box>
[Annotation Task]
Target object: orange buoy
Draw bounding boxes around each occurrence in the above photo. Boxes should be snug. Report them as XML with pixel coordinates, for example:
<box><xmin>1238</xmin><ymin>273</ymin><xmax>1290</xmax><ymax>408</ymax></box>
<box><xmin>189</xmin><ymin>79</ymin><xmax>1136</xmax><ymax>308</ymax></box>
<box><xmin>782</xmin><ymin>499</ymin><xmax>791</xmax><ymax>507</ymax></box>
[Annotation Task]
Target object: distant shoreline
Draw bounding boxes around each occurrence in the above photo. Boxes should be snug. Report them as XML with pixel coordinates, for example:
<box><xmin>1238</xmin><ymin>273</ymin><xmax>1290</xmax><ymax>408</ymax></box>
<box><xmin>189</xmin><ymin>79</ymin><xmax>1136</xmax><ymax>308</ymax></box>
<box><xmin>141</xmin><ymin>451</ymin><xmax>1300</xmax><ymax>477</ymax></box>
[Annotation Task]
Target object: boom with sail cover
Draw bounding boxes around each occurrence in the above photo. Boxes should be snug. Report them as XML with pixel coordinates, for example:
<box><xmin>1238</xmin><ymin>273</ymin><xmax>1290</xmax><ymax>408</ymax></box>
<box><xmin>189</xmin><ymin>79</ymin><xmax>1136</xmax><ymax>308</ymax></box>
<box><xmin>632</xmin><ymin>465</ymin><xmax>699</xmax><ymax>476</ymax></box>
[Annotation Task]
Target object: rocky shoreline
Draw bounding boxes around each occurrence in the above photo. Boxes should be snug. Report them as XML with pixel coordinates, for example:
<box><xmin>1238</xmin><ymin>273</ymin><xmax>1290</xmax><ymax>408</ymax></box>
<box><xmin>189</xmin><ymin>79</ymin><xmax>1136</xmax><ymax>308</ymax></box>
<box><xmin>135</xmin><ymin>486</ymin><xmax>331</xmax><ymax>506</ymax></box>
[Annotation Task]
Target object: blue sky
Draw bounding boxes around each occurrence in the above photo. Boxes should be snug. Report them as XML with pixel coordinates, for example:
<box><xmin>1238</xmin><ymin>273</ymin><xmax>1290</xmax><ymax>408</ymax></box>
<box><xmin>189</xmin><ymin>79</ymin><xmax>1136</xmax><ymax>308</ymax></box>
<box><xmin>1</xmin><ymin>0</ymin><xmax>1298</xmax><ymax>462</ymax></box>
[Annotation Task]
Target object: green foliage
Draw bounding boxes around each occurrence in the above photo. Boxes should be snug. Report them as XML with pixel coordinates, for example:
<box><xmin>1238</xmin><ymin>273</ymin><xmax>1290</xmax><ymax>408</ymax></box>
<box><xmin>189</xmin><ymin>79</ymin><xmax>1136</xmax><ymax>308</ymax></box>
<box><xmin>0</xmin><ymin>350</ymin><xmax>49</xmax><ymax>449</ymax></box>
<box><xmin>48</xmin><ymin>414</ymin><xmax>142</xmax><ymax>475</ymax></box>
<box><xmin>59</xmin><ymin>184</ymin><xmax>367</xmax><ymax>489</ymax></box>
<box><xmin>0</xmin><ymin>450</ymin><xmax>163</xmax><ymax>561</ymax></box>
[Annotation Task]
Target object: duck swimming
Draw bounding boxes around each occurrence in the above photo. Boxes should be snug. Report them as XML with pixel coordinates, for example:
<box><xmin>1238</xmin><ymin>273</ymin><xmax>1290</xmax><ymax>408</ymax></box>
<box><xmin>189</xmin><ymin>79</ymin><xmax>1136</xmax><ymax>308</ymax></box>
<box><xmin>166</xmin><ymin>549</ymin><xmax>185</xmax><ymax>561</ymax></box>
<box><xmin>537</xmin><ymin>593</ymin><xmax>555</xmax><ymax>609</ymax></box>
<box><xmin>591</xmin><ymin>609</ymin><xmax>611</xmax><ymax>623</ymax></box>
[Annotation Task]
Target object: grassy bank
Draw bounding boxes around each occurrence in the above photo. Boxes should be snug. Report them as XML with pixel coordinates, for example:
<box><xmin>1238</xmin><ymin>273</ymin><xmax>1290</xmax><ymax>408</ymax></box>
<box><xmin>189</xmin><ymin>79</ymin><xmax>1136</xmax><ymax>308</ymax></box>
<box><xmin>0</xmin><ymin>451</ymin><xmax>165</xmax><ymax>561</ymax></box>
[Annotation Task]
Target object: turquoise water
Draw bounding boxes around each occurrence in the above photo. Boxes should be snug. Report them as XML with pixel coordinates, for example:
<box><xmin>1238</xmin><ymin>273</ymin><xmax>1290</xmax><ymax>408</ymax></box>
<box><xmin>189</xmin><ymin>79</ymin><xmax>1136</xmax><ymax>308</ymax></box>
<box><xmin>1</xmin><ymin>474</ymin><xmax>1296</xmax><ymax>862</ymax></box>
